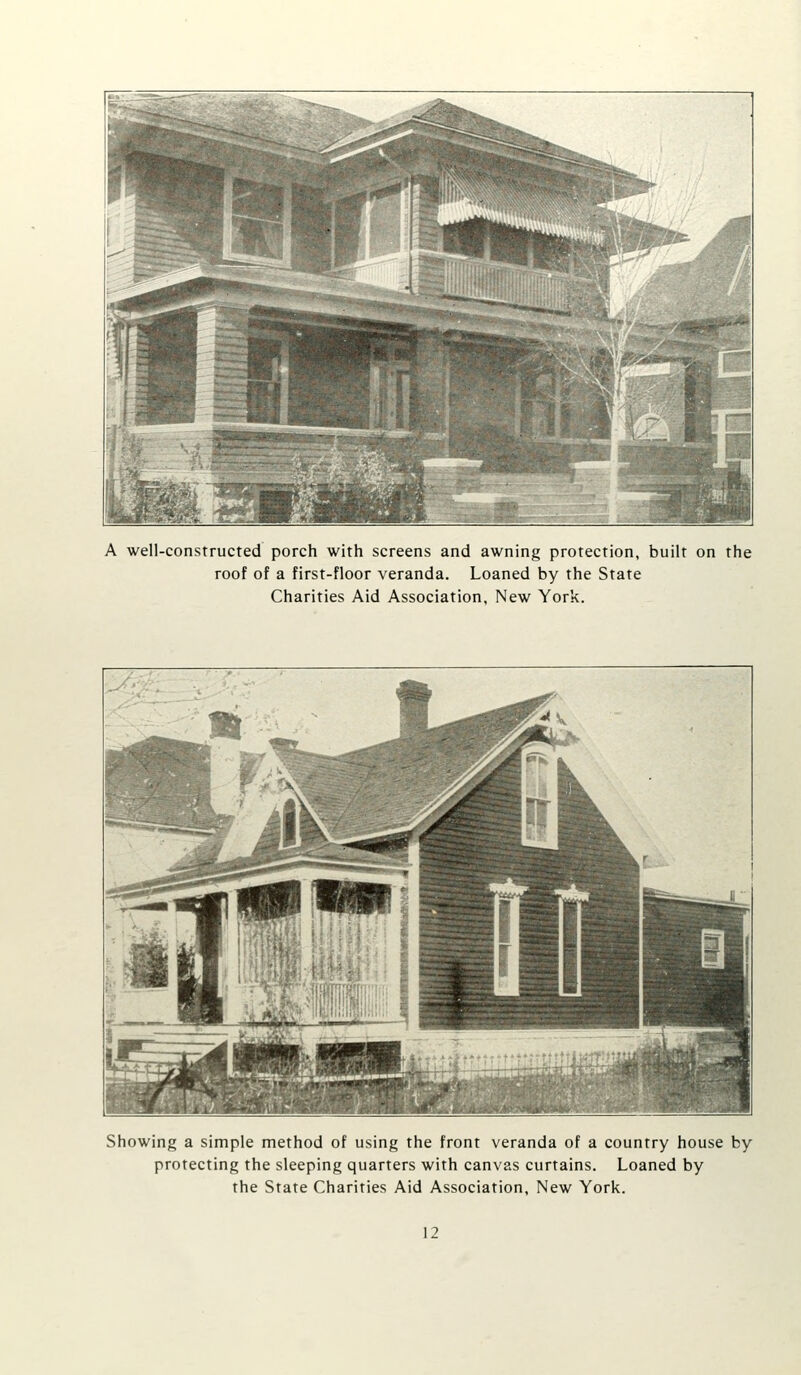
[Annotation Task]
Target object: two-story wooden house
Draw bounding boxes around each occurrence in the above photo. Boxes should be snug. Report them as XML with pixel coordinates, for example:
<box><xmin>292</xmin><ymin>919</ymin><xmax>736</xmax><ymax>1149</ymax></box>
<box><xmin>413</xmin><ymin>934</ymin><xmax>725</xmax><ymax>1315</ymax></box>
<box><xmin>106</xmin><ymin>92</ymin><xmax>717</xmax><ymax>524</ymax></box>
<box><xmin>106</xmin><ymin>681</ymin><xmax>748</xmax><ymax>1076</ymax></box>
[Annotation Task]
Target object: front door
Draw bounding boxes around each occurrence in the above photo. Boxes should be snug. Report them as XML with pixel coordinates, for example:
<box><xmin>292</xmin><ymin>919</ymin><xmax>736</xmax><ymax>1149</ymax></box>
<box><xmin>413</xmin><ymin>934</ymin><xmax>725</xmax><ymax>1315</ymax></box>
<box><xmin>178</xmin><ymin>898</ymin><xmax>223</xmax><ymax>1023</ymax></box>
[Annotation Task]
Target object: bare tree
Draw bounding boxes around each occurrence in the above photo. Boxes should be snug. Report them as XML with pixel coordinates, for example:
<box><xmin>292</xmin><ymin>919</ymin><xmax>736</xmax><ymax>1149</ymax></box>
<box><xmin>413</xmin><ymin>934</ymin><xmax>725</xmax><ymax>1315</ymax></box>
<box><xmin>527</xmin><ymin>150</ymin><xmax>705</xmax><ymax>523</ymax></box>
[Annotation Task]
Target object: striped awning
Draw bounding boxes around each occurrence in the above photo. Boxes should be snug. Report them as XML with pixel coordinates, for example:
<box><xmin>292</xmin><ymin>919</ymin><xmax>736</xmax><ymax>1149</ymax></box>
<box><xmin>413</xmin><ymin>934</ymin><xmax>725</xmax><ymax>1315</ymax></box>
<box><xmin>438</xmin><ymin>166</ymin><xmax>605</xmax><ymax>247</ymax></box>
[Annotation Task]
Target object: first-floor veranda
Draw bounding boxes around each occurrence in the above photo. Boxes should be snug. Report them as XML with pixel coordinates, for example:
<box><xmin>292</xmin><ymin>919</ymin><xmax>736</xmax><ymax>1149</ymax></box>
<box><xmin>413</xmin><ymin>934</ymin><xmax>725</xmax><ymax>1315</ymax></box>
<box><xmin>108</xmin><ymin>856</ymin><xmax>407</xmax><ymax>1073</ymax></box>
<box><xmin>106</xmin><ymin>274</ymin><xmax>717</xmax><ymax>523</ymax></box>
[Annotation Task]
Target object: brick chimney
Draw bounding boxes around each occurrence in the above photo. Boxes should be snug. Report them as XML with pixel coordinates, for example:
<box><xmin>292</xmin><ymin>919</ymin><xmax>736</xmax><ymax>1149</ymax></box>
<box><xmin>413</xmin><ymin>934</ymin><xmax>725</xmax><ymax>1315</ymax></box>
<box><xmin>397</xmin><ymin>679</ymin><xmax>432</xmax><ymax>738</ymax></box>
<box><xmin>209</xmin><ymin>711</ymin><xmax>241</xmax><ymax>815</ymax></box>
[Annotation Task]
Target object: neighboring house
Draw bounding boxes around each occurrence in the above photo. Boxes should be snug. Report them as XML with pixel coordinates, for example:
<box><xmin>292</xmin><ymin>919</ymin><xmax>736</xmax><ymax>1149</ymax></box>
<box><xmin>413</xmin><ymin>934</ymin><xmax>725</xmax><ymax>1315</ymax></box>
<box><xmin>106</xmin><ymin>683</ymin><xmax>748</xmax><ymax>1074</ymax></box>
<box><xmin>106</xmin><ymin>92</ymin><xmax>717</xmax><ymax>525</ymax></box>
<box><xmin>624</xmin><ymin>215</ymin><xmax>751</xmax><ymax>517</ymax></box>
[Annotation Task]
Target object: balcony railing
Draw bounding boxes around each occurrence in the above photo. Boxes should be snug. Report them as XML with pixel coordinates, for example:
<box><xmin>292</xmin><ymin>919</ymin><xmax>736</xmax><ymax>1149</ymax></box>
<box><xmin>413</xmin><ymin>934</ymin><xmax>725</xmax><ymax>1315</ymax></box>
<box><xmin>442</xmin><ymin>255</ymin><xmax>570</xmax><ymax>313</ymax></box>
<box><xmin>328</xmin><ymin>257</ymin><xmax>405</xmax><ymax>291</ymax></box>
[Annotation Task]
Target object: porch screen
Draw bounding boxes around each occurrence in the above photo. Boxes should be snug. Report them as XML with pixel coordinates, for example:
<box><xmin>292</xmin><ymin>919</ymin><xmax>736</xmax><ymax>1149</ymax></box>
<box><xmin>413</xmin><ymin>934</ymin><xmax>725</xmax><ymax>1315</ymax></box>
<box><xmin>438</xmin><ymin>167</ymin><xmax>605</xmax><ymax>246</ymax></box>
<box><xmin>313</xmin><ymin>881</ymin><xmax>389</xmax><ymax>984</ymax></box>
<box><xmin>238</xmin><ymin>882</ymin><xmax>301</xmax><ymax>984</ymax></box>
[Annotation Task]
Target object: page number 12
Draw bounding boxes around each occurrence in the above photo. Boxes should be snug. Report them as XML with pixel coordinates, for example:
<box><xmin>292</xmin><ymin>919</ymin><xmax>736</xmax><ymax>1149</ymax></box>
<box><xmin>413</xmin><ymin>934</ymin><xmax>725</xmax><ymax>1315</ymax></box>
<box><xmin>422</xmin><ymin>1226</ymin><xmax>439</xmax><ymax>1240</ymax></box>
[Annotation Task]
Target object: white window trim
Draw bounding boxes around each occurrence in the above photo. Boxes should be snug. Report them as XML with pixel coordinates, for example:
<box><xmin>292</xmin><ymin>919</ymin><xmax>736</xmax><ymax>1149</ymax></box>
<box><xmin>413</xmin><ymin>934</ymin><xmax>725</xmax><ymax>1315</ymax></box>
<box><xmin>331</xmin><ymin>182</ymin><xmax>404</xmax><ymax>270</ymax></box>
<box><xmin>247</xmin><ymin>324</ymin><xmax>290</xmax><ymax>426</ymax></box>
<box><xmin>555</xmin><ymin>885</ymin><xmax>588</xmax><ymax>997</ymax></box>
<box><xmin>279</xmin><ymin>795</ymin><xmax>300</xmax><ymax>850</ymax></box>
<box><xmin>490</xmin><ymin>879</ymin><xmax>527</xmax><ymax>997</ymax></box>
<box><xmin>107</xmin><ymin>158</ymin><xmax>125</xmax><ymax>255</ymax></box>
<box><xmin>701</xmin><ymin>928</ymin><xmax>725</xmax><ymax>970</ymax></box>
<box><xmin>521</xmin><ymin>745</ymin><xmax>558</xmax><ymax>849</ymax></box>
<box><xmin>711</xmin><ymin>408</ymin><xmax>752</xmax><ymax>468</ymax></box>
<box><xmin>718</xmin><ymin>348</ymin><xmax>751</xmax><ymax>378</ymax></box>
<box><xmin>224</xmin><ymin>170</ymin><xmax>291</xmax><ymax>267</ymax></box>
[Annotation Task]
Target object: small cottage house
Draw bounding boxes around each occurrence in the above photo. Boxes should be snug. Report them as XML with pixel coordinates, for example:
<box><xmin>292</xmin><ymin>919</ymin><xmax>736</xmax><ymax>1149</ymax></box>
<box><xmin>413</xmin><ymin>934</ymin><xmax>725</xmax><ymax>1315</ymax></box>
<box><xmin>106</xmin><ymin>682</ymin><xmax>748</xmax><ymax>1075</ymax></box>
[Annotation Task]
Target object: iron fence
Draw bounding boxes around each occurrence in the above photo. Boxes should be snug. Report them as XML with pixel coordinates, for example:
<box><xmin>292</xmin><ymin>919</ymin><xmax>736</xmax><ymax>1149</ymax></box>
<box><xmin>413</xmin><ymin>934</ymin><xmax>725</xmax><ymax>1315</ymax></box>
<box><xmin>106</xmin><ymin>1042</ymin><xmax>747</xmax><ymax>1115</ymax></box>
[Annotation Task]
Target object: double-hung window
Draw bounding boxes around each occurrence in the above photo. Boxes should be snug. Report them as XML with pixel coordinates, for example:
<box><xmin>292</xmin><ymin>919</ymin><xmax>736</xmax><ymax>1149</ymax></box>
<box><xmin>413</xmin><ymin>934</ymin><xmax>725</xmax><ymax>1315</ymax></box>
<box><xmin>225</xmin><ymin>172</ymin><xmax>289</xmax><ymax>264</ymax></box>
<box><xmin>521</xmin><ymin>747</ymin><xmax>558</xmax><ymax>848</ymax></box>
<box><xmin>517</xmin><ymin>365</ymin><xmax>572</xmax><ymax>440</ymax></box>
<box><xmin>490</xmin><ymin>881</ymin><xmax>527</xmax><ymax>996</ymax></box>
<box><xmin>247</xmin><ymin>316</ymin><xmax>289</xmax><ymax>424</ymax></box>
<box><xmin>701</xmin><ymin>929</ymin><xmax>725</xmax><ymax>969</ymax></box>
<box><xmin>555</xmin><ymin>886</ymin><xmax>587</xmax><ymax>996</ymax></box>
<box><xmin>280</xmin><ymin>796</ymin><xmax>300</xmax><ymax>850</ymax></box>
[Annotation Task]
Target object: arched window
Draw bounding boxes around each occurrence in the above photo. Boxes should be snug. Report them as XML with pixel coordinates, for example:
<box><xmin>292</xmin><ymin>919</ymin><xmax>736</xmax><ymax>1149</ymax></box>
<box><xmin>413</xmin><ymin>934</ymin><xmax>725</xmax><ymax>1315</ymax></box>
<box><xmin>280</xmin><ymin>796</ymin><xmax>300</xmax><ymax>849</ymax></box>
<box><xmin>521</xmin><ymin>747</ymin><xmax>558</xmax><ymax>849</ymax></box>
<box><xmin>633</xmin><ymin>411</ymin><xmax>669</xmax><ymax>441</ymax></box>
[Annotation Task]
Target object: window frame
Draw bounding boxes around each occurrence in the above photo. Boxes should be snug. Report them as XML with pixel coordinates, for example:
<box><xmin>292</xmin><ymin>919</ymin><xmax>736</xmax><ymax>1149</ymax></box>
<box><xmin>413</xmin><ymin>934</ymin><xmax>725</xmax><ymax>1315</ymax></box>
<box><xmin>279</xmin><ymin>795</ymin><xmax>300</xmax><ymax>850</ymax></box>
<box><xmin>224</xmin><ymin>170</ymin><xmax>291</xmax><ymax>267</ymax></box>
<box><xmin>521</xmin><ymin>746</ymin><xmax>558</xmax><ymax>850</ymax></box>
<box><xmin>711</xmin><ymin>408</ymin><xmax>752</xmax><ymax>468</ymax></box>
<box><xmin>632</xmin><ymin>411</ymin><xmax>670</xmax><ymax>442</ymax></box>
<box><xmin>701</xmin><ymin>928</ymin><xmax>725</xmax><ymax>970</ymax></box>
<box><xmin>490</xmin><ymin>880</ymin><xmax>528</xmax><ymax>997</ymax></box>
<box><xmin>718</xmin><ymin>348</ymin><xmax>751</xmax><ymax>378</ymax></box>
<box><xmin>106</xmin><ymin>159</ymin><xmax>125</xmax><ymax>254</ymax></box>
<box><xmin>556</xmin><ymin>886</ymin><xmax>588</xmax><ymax>997</ymax></box>
<box><xmin>516</xmin><ymin>364</ymin><xmax>572</xmax><ymax>440</ymax></box>
<box><xmin>331</xmin><ymin>181</ymin><xmax>404</xmax><ymax>269</ymax></box>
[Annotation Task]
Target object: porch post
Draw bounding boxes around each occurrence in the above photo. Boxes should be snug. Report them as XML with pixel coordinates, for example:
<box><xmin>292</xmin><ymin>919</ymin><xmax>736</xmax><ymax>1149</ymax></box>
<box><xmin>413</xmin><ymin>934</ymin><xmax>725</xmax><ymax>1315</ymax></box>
<box><xmin>224</xmin><ymin>888</ymin><xmax>239</xmax><ymax>1023</ymax></box>
<box><xmin>165</xmin><ymin>900</ymin><xmax>178</xmax><ymax>1022</ymax></box>
<box><xmin>194</xmin><ymin>303</ymin><xmax>249</xmax><ymax>425</ymax></box>
<box><xmin>299</xmin><ymin>879</ymin><xmax>315</xmax><ymax>1067</ymax></box>
<box><xmin>127</xmin><ymin>324</ymin><xmax>149</xmax><ymax>426</ymax></box>
<box><xmin>388</xmin><ymin>883</ymin><xmax>402</xmax><ymax>1019</ymax></box>
<box><xmin>414</xmin><ymin>331</ymin><xmax>449</xmax><ymax>452</ymax></box>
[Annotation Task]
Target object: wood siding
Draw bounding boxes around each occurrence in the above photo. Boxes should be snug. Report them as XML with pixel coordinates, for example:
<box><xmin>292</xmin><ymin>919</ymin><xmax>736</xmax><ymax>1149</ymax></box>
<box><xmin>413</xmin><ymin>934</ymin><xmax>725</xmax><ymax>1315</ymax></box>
<box><xmin>643</xmin><ymin>895</ymin><xmax>745</xmax><ymax>1029</ymax></box>
<box><xmin>418</xmin><ymin>747</ymin><xmax>641</xmax><ymax>1030</ymax></box>
<box><xmin>250</xmin><ymin>800</ymin><xmax>328</xmax><ymax>862</ymax></box>
<box><xmin>106</xmin><ymin>161</ymin><xmax>136</xmax><ymax>293</ymax></box>
<box><xmin>131</xmin><ymin>153</ymin><xmax>224</xmax><ymax>280</ymax></box>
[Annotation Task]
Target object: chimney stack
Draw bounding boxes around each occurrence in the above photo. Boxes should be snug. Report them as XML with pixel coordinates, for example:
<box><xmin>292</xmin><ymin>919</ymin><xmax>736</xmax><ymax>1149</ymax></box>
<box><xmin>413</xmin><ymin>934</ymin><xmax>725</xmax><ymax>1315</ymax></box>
<box><xmin>209</xmin><ymin>711</ymin><xmax>241</xmax><ymax>815</ymax></box>
<box><xmin>397</xmin><ymin>680</ymin><xmax>431</xmax><ymax>738</ymax></box>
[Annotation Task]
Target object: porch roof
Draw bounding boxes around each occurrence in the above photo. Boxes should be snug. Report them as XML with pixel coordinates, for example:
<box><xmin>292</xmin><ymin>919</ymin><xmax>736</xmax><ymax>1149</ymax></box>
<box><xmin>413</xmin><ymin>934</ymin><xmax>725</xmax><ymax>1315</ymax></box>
<box><xmin>110</xmin><ymin>839</ymin><xmax>408</xmax><ymax>900</ymax></box>
<box><xmin>108</xmin><ymin>262</ymin><xmax>716</xmax><ymax>361</ymax></box>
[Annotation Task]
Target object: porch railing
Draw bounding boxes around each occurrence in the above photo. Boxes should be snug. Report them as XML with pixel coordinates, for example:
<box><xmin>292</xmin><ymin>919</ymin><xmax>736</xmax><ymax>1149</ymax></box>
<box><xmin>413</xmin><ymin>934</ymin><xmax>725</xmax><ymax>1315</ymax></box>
<box><xmin>442</xmin><ymin>255</ymin><xmax>570</xmax><ymax>312</ymax></box>
<box><xmin>313</xmin><ymin>981</ymin><xmax>391</xmax><ymax>1022</ymax></box>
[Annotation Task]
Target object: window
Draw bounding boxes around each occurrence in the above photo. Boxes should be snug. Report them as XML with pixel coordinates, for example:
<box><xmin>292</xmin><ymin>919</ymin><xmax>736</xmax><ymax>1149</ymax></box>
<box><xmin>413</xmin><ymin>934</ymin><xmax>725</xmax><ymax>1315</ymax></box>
<box><xmin>719</xmin><ymin>349</ymin><xmax>751</xmax><ymax>377</ymax></box>
<box><xmin>556</xmin><ymin>886</ymin><xmax>587</xmax><ymax>996</ymax></box>
<box><xmin>332</xmin><ymin>184</ymin><xmax>402</xmax><ymax>266</ymax></box>
<box><xmin>521</xmin><ymin>747</ymin><xmax>558</xmax><ymax>848</ymax></box>
<box><xmin>702</xmin><ymin>929</ymin><xmax>725</xmax><ymax>969</ymax></box>
<box><xmin>490</xmin><ymin>880</ymin><xmax>527</xmax><ymax>996</ymax></box>
<box><xmin>632</xmin><ymin>411</ymin><xmax>670</xmax><ymax>441</ymax></box>
<box><xmin>247</xmin><ymin>316</ymin><xmax>288</xmax><ymax>423</ymax></box>
<box><xmin>517</xmin><ymin>365</ymin><xmax>571</xmax><ymax>439</ymax></box>
<box><xmin>443</xmin><ymin>220</ymin><xmax>572</xmax><ymax>273</ymax></box>
<box><xmin>370</xmin><ymin>340</ymin><xmax>410</xmax><ymax>431</ymax></box>
<box><xmin>442</xmin><ymin>219</ymin><xmax>485</xmax><ymax>259</ymax></box>
<box><xmin>225</xmin><ymin>173</ymin><xmax>289</xmax><ymax>263</ymax></box>
<box><xmin>107</xmin><ymin>162</ymin><xmax>124</xmax><ymax>251</ymax></box>
<box><xmin>712</xmin><ymin>410</ymin><xmax>752</xmax><ymax>469</ymax></box>
<box><xmin>280</xmin><ymin>796</ymin><xmax>300</xmax><ymax>849</ymax></box>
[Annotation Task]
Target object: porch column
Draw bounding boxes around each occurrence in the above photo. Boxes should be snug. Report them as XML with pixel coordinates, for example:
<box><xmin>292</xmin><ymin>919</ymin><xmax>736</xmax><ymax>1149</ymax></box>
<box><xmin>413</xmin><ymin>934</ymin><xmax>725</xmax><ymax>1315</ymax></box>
<box><xmin>388</xmin><ymin>883</ymin><xmax>402</xmax><ymax>1019</ymax></box>
<box><xmin>684</xmin><ymin>359</ymin><xmax>713</xmax><ymax>443</ymax></box>
<box><xmin>195</xmin><ymin>303</ymin><xmax>249</xmax><ymax>425</ymax></box>
<box><xmin>165</xmin><ymin>900</ymin><xmax>178</xmax><ymax>1021</ymax></box>
<box><xmin>299</xmin><ymin>878</ymin><xmax>314</xmax><ymax>1021</ymax></box>
<box><xmin>224</xmin><ymin>888</ymin><xmax>239</xmax><ymax>1024</ymax></box>
<box><xmin>414</xmin><ymin>331</ymin><xmax>449</xmax><ymax>451</ymax></box>
<box><xmin>127</xmin><ymin>324</ymin><xmax>149</xmax><ymax>426</ymax></box>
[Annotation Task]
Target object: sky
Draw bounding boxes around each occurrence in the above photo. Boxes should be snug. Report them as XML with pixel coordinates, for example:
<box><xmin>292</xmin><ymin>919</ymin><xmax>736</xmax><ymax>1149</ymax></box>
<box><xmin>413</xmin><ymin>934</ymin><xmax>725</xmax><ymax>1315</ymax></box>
<box><xmin>105</xmin><ymin>666</ymin><xmax>751</xmax><ymax>904</ymax></box>
<box><xmin>292</xmin><ymin>90</ymin><xmax>752</xmax><ymax>268</ymax></box>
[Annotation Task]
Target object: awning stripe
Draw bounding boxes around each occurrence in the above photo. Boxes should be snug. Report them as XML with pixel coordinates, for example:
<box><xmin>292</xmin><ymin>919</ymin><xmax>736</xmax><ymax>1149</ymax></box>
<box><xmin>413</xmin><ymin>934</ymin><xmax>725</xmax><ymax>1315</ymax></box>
<box><xmin>438</xmin><ymin>166</ymin><xmax>605</xmax><ymax>247</ymax></box>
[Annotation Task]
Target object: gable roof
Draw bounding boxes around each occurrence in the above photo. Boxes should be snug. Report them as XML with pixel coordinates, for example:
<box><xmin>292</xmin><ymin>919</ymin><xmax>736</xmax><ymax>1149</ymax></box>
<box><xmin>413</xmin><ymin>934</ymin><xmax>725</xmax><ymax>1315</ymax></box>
<box><xmin>629</xmin><ymin>215</ymin><xmax>751</xmax><ymax>327</ymax></box>
<box><xmin>109</xmin><ymin>91</ymin><xmax>369</xmax><ymax>155</ymax></box>
<box><xmin>105</xmin><ymin>735</ymin><xmax>261</xmax><ymax>831</ymax></box>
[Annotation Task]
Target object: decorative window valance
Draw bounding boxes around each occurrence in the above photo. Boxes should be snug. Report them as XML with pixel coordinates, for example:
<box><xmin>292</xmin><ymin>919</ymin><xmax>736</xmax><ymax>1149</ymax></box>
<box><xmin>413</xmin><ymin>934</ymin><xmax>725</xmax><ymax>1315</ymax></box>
<box><xmin>438</xmin><ymin>166</ymin><xmax>605</xmax><ymax>247</ymax></box>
